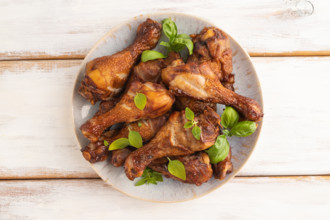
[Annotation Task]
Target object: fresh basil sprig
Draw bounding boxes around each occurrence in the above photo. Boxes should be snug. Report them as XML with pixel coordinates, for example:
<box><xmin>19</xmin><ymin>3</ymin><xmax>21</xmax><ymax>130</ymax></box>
<box><xmin>107</xmin><ymin>130</ymin><xmax>143</xmax><ymax>150</ymax></box>
<box><xmin>167</xmin><ymin>157</ymin><xmax>186</xmax><ymax>181</ymax></box>
<box><xmin>205</xmin><ymin>106</ymin><xmax>258</xmax><ymax>164</ymax></box>
<box><xmin>183</xmin><ymin>107</ymin><xmax>201</xmax><ymax>140</ymax></box>
<box><xmin>141</xmin><ymin>18</ymin><xmax>194</xmax><ymax>62</ymax></box>
<box><xmin>160</xmin><ymin>18</ymin><xmax>193</xmax><ymax>55</ymax></box>
<box><xmin>135</xmin><ymin>168</ymin><xmax>163</xmax><ymax>186</ymax></box>
<box><xmin>134</xmin><ymin>93</ymin><xmax>147</xmax><ymax>110</ymax></box>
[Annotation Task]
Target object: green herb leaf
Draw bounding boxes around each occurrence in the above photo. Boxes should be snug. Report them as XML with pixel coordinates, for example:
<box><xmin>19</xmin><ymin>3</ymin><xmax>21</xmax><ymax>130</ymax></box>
<box><xmin>206</xmin><ymin>135</ymin><xmax>230</xmax><ymax>164</ymax></box>
<box><xmin>184</xmin><ymin>121</ymin><xmax>194</xmax><ymax>128</ymax></box>
<box><xmin>230</xmin><ymin>121</ymin><xmax>257</xmax><ymax>137</ymax></box>
<box><xmin>138</xmin><ymin>121</ymin><xmax>142</xmax><ymax>127</ymax></box>
<box><xmin>135</xmin><ymin>168</ymin><xmax>163</xmax><ymax>186</ymax></box>
<box><xmin>134</xmin><ymin>93</ymin><xmax>147</xmax><ymax>110</ymax></box>
<box><xmin>192</xmin><ymin>126</ymin><xmax>201</xmax><ymax>140</ymax></box>
<box><xmin>103</xmin><ymin>140</ymin><xmax>109</xmax><ymax>147</ymax></box>
<box><xmin>134</xmin><ymin>178</ymin><xmax>146</xmax><ymax>186</ymax></box>
<box><xmin>141</xmin><ymin>50</ymin><xmax>166</xmax><ymax>62</ymax></box>
<box><xmin>177</xmin><ymin>33</ymin><xmax>190</xmax><ymax>39</ymax></box>
<box><xmin>108</xmin><ymin>138</ymin><xmax>129</xmax><ymax>151</ymax></box>
<box><xmin>167</xmin><ymin>159</ymin><xmax>186</xmax><ymax>181</ymax></box>
<box><xmin>160</xmin><ymin>41</ymin><xmax>171</xmax><ymax>49</ymax></box>
<box><xmin>162</xmin><ymin>18</ymin><xmax>177</xmax><ymax>40</ymax></box>
<box><xmin>128</xmin><ymin>130</ymin><xmax>143</xmax><ymax>148</ymax></box>
<box><xmin>222</xmin><ymin>129</ymin><xmax>230</xmax><ymax>136</ymax></box>
<box><xmin>221</xmin><ymin>106</ymin><xmax>240</xmax><ymax>129</ymax></box>
<box><xmin>185</xmin><ymin>107</ymin><xmax>194</xmax><ymax>121</ymax></box>
<box><xmin>172</xmin><ymin>37</ymin><xmax>194</xmax><ymax>55</ymax></box>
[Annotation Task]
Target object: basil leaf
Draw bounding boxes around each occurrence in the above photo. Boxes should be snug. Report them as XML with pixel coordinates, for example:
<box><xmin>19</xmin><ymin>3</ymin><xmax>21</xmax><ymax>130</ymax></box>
<box><xmin>162</xmin><ymin>18</ymin><xmax>177</xmax><ymax>40</ymax></box>
<box><xmin>172</xmin><ymin>38</ymin><xmax>194</xmax><ymax>55</ymax></box>
<box><xmin>206</xmin><ymin>135</ymin><xmax>230</xmax><ymax>164</ymax></box>
<box><xmin>221</xmin><ymin>106</ymin><xmax>239</xmax><ymax>129</ymax></box>
<box><xmin>160</xmin><ymin>41</ymin><xmax>171</xmax><ymax>49</ymax></box>
<box><xmin>134</xmin><ymin>93</ymin><xmax>147</xmax><ymax>110</ymax></box>
<box><xmin>230</xmin><ymin>121</ymin><xmax>257</xmax><ymax>137</ymax></box>
<box><xmin>184</xmin><ymin>121</ymin><xmax>194</xmax><ymax>128</ymax></box>
<box><xmin>222</xmin><ymin>129</ymin><xmax>230</xmax><ymax>136</ymax></box>
<box><xmin>135</xmin><ymin>178</ymin><xmax>146</xmax><ymax>186</ymax></box>
<box><xmin>177</xmin><ymin>33</ymin><xmax>190</xmax><ymax>39</ymax></box>
<box><xmin>192</xmin><ymin>126</ymin><xmax>201</xmax><ymax>140</ymax></box>
<box><xmin>128</xmin><ymin>130</ymin><xmax>143</xmax><ymax>148</ymax></box>
<box><xmin>185</xmin><ymin>107</ymin><xmax>194</xmax><ymax>121</ymax></box>
<box><xmin>167</xmin><ymin>159</ymin><xmax>186</xmax><ymax>181</ymax></box>
<box><xmin>103</xmin><ymin>140</ymin><xmax>109</xmax><ymax>147</ymax></box>
<box><xmin>141</xmin><ymin>50</ymin><xmax>166</xmax><ymax>62</ymax></box>
<box><xmin>135</xmin><ymin>168</ymin><xmax>163</xmax><ymax>186</ymax></box>
<box><xmin>108</xmin><ymin>138</ymin><xmax>129</xmax><ymax>151</ymax></box>
<box><xmin>138</xmin><ymin>121</ymin><xmax>142</xmax><ymax>127</ymax></box>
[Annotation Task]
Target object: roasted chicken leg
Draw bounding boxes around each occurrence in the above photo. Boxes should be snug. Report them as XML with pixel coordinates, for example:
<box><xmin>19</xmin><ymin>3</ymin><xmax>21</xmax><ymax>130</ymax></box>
<box><xmin>188</xmin><ymin>27</ymin><xmax>235</xmax><ymax>91</ymax></box>
<box><xmin>125</xmin><ymin>107</ymin><xmax>220</xmax><ymax>180</ymax></box>
<box><xmin>80</xmin><ymin>81</ymin><xmax>174</xmax><ymax>142</ymax></box>
<box><xmin>79</xmin><ymin>19</ymin><xmax>162</xmax><ymax>104</ymax></box>
<box><xmin>149</xmin><ymin>152</ymin><xmax>213</xmax><ymax>186</ymax></box>
<box><xmin>162</xmin><ymin>62</ymin><xmax>263</xmax><ymax>121</ymax></box>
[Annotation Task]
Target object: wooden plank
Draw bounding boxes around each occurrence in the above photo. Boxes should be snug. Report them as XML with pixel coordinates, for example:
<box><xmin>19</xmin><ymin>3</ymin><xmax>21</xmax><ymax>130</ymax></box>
<box><xmin>0</xmin><ymin>57</ymin><xmax>330</xmax><ymax>179</ymax></box>
<box><xmin>0</xmin><ymin>176</ymin><xmax>329</xmax><ymax>219</ymax></box>
<box><xmin>0</xmin><ymin>0</ymin><xmax>330</xmax><ymax>59</ymax></box>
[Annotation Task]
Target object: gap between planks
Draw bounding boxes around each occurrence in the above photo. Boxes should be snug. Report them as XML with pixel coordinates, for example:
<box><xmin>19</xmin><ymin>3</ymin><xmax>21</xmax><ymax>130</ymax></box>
<box><xmin>2</xmin><ymin>51</ymin><xmax>330</xmax><ymax>61</ymax></box>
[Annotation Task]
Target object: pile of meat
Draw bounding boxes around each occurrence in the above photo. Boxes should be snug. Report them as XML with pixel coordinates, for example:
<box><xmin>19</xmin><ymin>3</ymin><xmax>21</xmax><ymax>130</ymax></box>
<box><xmin>78</xmin><ymin>18</ymin><xmax>263</xmax><ymax>186</ymax></box>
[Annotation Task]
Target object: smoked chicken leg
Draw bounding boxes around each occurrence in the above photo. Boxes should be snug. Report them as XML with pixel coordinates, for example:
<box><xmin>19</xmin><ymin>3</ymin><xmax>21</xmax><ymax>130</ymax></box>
<box><xmin>125</xmin><ymin>107</ymin><xmax>220</xmax><ymax>180</ymax></box>
<box><xmin>188</xmin><ymin>27</ymin><xmax>235</xmax><ymax>91</ymax></box>
<box><xmin>79</xmin><ymin>19</ymin><xmax>162</xmax><ymax>104</ymax></box>
<box><xmin>80</xmin><ymin>81</ymin><xmax>174</xmax><ymax>142</ymax></box>
<box><xmin>149</xmin><ymin>152</ymin><xmax>213</xmax><ymax>186</ymax></box>
<box><xmin>162</xmin><ymin>62</ymin><xmax>263</xmax><ymax>121</ymax></box>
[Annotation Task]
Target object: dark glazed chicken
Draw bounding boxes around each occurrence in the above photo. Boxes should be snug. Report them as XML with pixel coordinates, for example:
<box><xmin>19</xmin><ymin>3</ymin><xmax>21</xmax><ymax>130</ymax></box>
<box><xmin>162</xmin><ymin>62</ymin><xmax>263</xmax><ymax>121</ymax></box>
<box><xmin>149</xmin><ymin>152</ymin><xmax>213</xmax><ymax>186</ymax></box>
<box><xmin>213</xmin><ymin>147</ymin><xmax>233</xmax><ymax>180</ymax></box>
<box><xmin>81</xmin><ymin>115</ymin><xmax>168</xmax><ymax>164</ymax></box>
<box><xmin>80</xmin><ymin>81</ymin><xmax>174</xmax><ymax>142</ymax></box>
<box><xmin>188</xmin><ymin>27</ymin><xmax>235</xmax><ymax>91</ymax></box>
<box><xmin>125</xmin><ymin>108</ymin><xmax>220</xmax><ymax>180</ymax></box>
<box><xmin>79</xmin><ymin>19</ymin><xmax>162</xmax><ymax>104</ymax></box>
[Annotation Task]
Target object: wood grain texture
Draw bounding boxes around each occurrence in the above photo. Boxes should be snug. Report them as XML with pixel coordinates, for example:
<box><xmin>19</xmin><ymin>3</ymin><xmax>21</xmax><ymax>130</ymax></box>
<box><xmin>0</xmin><ymin>57</ymin><xmax>329</xmax><ymax>178</ymax></box>
<box><xmin>0</xmin><ymin>177</ymin><xmax>329</xmax><ymax>219</ymax></box>
<box><xmin>1</xmin><ymin>0</ymin><xmax>330</xmax><ymax>60</ymax></box>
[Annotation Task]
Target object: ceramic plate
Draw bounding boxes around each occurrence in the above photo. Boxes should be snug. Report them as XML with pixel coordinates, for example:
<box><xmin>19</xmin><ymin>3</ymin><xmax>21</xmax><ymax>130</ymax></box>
<box><xmin>72</xmin><ymin>12</ymin><xmax>263</xmax><ymax>202</ymax></box>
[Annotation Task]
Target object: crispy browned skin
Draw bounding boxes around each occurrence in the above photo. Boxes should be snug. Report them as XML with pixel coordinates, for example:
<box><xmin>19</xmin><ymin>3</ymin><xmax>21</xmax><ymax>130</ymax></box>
<box><xmin>129</xmin><ymin>52</ymin><xmax>181</xmax><ymax>84</ymax></box>
<box><xmin>149</xmin><ymin>152</ymin><xmax>213</xmax><ymax>186</ymax></box>
<box><xmin>80</xmin><ymin>81</ymin><xmax>174</xmax><ymax>142</ymax></box>
<box><xmin>79</xmin><ymin>19</ymin><xmax>162</xmax><ymax>104</ymax></box>
<box><xmin>162</xmin><ymin>62</ymin><xmax>263</xmax><ymax>121</ymax></box>
<box><xmin>80</xmin><ymin>129</ymin><xmax>119</xmax><ymax>163</ymax></box>
<box><xmin>81</xmin><ymin>115</ymin><xmax>167</xmax><ymax>164</ymax></box>
<box><xmin>213</xmin><ymin>147</ymin><xmax>233</xmax><ymax>180</ymax></box>
<box><xmin>111</xmin><ymin>148</ymin><xmax>133</xmax><ymax>167</ymax></box>
<box><xmin>124</xmin><ymin>108</ymin><xmax>220</xmax><ymax>180</ymax></box>
<box><xmin>188</xmin><ymin>27</ymin><xmax>235</xmax><ymax>91</ymax></box>
<box><xmin>174</xmin><ymin>96</ymin><xmax>217</xmax><ymax>114</ymax></box>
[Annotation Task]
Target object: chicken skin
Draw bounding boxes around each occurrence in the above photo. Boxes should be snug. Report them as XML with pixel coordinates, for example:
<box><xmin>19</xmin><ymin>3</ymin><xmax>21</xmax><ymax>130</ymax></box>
<box><xmin>125</xmin><ymin>107</ymin><xmax>220</xmax><ymax>180</ymax></box>
<box><xmin>149</xmin><ymin>152</ymin><xmax>213</xmax><ymax>186</ymax></box>
<box><xmin>162</xmin><ymin>62</ymin><xmax>263</xmax><ymax>121</ymax></box>
<box><xmin>81</xmin><ymin>114</ymin><xmax>168</xmax><ymax>164</ymax></box>
<box><xmin>174</xmin><ymin>96</ymin><xmax>217</xmax><ymax>114</ymax></box>
<box><xmin>213</xmin><ymin>147</ymin><xmax>233</xmax><ymax>180</ymax></box>
<box><xmin>188</xmin><ymin>27</ymin><xmax>235</xmax><ymax>91</ymax></box>
<box><xmin>79</xmin><ymin>19</ymin><xmax>162</xmax><ymax>104</ymax></box>
<box><xmin>80</xmin><ymin>81</ymin><xmax>174</xmax><ymax>142</ymax></box>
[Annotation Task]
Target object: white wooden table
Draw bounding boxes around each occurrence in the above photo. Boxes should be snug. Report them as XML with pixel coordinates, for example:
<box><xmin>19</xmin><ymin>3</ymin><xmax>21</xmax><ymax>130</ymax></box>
<box><xmin>1</xmin><ymin>0</ymin><xmax>330</xmax><ymax>219</ymax></box>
